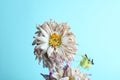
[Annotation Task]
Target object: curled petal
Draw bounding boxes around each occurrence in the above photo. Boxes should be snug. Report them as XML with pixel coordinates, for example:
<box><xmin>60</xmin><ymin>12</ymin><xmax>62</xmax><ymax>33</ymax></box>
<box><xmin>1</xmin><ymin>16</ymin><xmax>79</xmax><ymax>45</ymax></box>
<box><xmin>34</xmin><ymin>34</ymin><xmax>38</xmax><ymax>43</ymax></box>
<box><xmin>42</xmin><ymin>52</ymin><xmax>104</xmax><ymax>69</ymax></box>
<box><xmin>39</xmin><ymin>27</ymin><xmax>49</xmax><ymax>38</ymax></box>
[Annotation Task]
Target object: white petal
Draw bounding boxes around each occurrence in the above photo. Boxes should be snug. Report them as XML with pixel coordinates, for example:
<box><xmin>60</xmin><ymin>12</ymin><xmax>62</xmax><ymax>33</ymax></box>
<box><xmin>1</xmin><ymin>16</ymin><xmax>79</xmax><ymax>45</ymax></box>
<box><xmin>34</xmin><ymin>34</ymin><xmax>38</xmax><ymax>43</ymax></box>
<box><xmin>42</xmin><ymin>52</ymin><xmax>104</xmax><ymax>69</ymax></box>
<box><xmin>37</xmin><ymin>43</ymin><xmax>48</xmax><ymax>51</ymax></box>
<box><xmin>56</xmin><ymin>24</ymin><xmax>66</xmax><ymax>36</ymax></box>
<box><xmin>62</xmin><ymin>36</ymin><xmax>68</xmax><ymax>45</ymax></box>
<box><xmin>35</xmin><ymin>36</ymin><xmax>48</xmax><ymax>43</ymax></box>
<box><xmin>59</xmin><ymin>24</ymin><xmax>70</xmax><ymax>37</ymax></box>
<box><xmin>40</xmin><ymin>27</ymin><xmax>49</xmax><ymax>38</ymax></box>
<box><xmin>52</xmin><ymin>72</ymin><xmax>60</xmax><ymax>79</ymax></box>
<box><xmin>50</xmin><ymin>21</ymin><xmax>57</xmax><ymax>30</ymax></box>
<box><xmin>47</xmin><ymin>46</ymin><xmax>54</xmax><ymax>56</ymax></box>
<box><xmin>56</xmin><ymin>47</ymin><xmax>63</xmax><ymax>55</ymax></box>
<box><xmin>41</xmin><ymin>43</ymin><xmax>48</xmax><ymax>50</ymax></box>
<box><xmin>60</xmin><ymin>77</ymin><xmax>69</xmax><ymax>80</ymax></box>
<box><xmin>42</xmin><ymin>23</ymin><xmax>53</xmax><ymax>35</ymax></box>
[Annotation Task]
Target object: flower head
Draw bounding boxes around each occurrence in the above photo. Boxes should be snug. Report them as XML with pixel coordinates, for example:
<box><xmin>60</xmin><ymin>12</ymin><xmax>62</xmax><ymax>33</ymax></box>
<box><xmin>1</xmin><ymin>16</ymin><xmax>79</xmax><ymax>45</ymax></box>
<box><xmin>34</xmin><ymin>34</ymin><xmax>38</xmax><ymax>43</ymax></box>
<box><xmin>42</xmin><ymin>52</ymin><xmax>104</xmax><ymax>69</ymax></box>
<box><xmin>32</xmin><ymin>21</ymin><xmax>77</xmax><ymax>69</ymax></box>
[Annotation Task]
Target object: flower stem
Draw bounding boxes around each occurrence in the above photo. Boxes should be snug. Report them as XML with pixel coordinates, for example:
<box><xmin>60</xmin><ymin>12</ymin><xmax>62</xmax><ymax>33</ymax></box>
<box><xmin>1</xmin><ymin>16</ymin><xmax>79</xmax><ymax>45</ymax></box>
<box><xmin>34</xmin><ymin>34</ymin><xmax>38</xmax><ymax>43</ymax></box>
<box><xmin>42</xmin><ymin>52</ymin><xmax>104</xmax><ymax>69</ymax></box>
<box><xmin>49</xmin><ymin>70</ymin><xmax>53</xmax><ymax>80</ymax></box>
<box><xmin>63</xmin><ymin>64</ymin><xmax>69</xmax><ymax>77</ymax></box>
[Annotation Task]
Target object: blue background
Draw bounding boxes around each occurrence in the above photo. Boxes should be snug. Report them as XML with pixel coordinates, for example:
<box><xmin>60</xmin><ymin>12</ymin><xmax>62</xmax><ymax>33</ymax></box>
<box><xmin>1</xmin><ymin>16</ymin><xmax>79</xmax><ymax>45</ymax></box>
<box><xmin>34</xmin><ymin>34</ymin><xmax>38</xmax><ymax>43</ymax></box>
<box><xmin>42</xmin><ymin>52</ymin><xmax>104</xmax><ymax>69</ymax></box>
<box><xmin>0</xmin><ymin>0</ymin><xmax>120</xmax><ymax>80</ymax></box>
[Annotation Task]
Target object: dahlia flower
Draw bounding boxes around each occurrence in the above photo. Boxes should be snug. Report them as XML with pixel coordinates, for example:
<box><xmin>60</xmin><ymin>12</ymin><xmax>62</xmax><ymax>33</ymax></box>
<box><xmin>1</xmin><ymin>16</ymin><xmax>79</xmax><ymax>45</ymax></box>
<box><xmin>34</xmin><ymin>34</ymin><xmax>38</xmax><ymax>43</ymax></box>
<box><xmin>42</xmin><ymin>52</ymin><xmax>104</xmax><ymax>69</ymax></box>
<box><xmin>32</xmin><ymin>21</ymin><xmax>77</xmax><ymax>69</ymax></box>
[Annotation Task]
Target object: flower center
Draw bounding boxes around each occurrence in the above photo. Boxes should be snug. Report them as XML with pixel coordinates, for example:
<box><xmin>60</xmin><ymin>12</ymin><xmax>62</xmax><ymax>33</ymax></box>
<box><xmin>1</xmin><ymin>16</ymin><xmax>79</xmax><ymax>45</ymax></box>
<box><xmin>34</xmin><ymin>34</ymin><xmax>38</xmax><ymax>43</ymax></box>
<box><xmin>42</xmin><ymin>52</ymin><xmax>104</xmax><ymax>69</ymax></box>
<box><xmin>69</xmin><ymin>76</ymin><xmax>74</xmax><ymax>80</ymax></box>
<box><xmin>49</xmin><ymin>33</ymin><xmax>61</xmax><ymax>47</ymax></box>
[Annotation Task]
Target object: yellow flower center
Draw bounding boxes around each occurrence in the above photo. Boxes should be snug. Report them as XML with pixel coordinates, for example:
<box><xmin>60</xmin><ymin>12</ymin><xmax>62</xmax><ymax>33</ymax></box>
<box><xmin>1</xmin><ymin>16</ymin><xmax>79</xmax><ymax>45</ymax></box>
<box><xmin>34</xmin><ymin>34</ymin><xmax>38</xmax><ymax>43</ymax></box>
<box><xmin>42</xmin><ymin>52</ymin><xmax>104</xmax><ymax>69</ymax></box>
<box><xmin>49</xmin><ymin>33</ymin><xmax>61</xmax><ymax>47</ymax></box>
<box><xmin>69</xmin><ymin>76</ymin><xmax>74</xmax><ymax>80</ymax></box>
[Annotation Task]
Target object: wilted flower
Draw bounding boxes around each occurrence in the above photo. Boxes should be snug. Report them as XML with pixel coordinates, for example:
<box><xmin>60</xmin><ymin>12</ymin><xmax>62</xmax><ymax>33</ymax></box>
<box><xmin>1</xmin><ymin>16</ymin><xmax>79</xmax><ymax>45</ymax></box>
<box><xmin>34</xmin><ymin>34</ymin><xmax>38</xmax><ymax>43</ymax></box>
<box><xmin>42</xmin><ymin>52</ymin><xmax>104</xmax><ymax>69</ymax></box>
<box><xmin>52</xmin><ymin>66</ymin><xmax>90</xmax><ymax>80</ymax></box>
<box><xmin>32</xmin><ymin>20</ymin><xmax>93</xmax><ymax>80</ymax></box>
<box><xmin>32</xmin><ymin>21</ymin><xmax>77</xmax><ymax>69</ymax></box>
